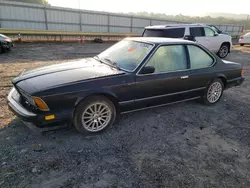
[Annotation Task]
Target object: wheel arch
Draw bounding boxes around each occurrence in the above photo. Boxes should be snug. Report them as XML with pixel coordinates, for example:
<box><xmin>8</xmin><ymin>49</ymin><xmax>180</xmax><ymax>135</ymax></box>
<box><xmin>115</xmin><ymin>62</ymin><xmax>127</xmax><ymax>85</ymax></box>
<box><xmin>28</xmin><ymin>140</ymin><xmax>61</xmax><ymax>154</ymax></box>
<box><xmin>206</xmin><ymin>74</ymin><xmax>227</xmax><ymax>88</ymax></box>
<box><xmin>217</xmin><ymin>76</ymin><xmax>227</xmax><ymax>88</ymax></box>
<box><xmin>73</xmin><ymin>90</ymin><xmax>120</xmax><ymax>115</ymax></box>
<box><xmin>221</xmin><ymin>42</ymin><xmax>231</xmax><ymax>53</ymax></box>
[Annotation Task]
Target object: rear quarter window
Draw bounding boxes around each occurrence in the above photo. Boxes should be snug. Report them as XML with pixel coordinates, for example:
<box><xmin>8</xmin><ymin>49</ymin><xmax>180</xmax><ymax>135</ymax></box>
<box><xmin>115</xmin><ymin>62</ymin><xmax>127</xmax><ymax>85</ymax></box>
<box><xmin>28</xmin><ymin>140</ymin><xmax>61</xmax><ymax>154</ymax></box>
<box><xmin>187</xmin><ymin>45</ymin><xmax>214</xmax><ymax>69</ymax></box>
<box><xmin>143</xmin><ymin>28</ymin><xmax>185</xmax><ymax>38</ymax></box>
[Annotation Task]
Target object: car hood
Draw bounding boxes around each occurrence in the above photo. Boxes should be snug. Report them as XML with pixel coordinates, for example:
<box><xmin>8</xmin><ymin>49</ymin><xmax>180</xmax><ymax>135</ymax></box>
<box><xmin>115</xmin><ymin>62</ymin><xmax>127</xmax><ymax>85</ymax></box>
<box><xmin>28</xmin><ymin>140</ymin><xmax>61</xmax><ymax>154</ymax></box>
<box><xmin>219</xmin><ymin>33</ymin><xmax>231</xmax><ymax>38</ymax></box>
<box><xmin>0</xmin><ymin>34</ymin><xmax>12</xmax><ymax>42</ymax></box>
<box><xmin>13</xmin><ymin>58</ymin><xmax>125</xmax><ymax>93</ymax></box>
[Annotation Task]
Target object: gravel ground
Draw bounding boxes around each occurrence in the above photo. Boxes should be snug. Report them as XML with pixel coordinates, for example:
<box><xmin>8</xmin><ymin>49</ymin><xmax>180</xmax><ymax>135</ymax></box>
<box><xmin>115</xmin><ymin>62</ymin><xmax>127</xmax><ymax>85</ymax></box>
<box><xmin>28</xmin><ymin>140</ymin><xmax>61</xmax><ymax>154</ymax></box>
<box><xmin>0</xmin><ymin>43</ymin><xmax>250</xmax><ymax>188</ymax></box>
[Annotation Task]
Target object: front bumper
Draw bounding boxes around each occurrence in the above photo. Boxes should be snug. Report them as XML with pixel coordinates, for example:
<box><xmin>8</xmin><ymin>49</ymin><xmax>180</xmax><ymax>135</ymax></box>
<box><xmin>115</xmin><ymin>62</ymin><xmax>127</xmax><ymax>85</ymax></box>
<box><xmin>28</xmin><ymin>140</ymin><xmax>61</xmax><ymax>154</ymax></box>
<box><xmin>7</xmin><ymin>88</ymin><xmax>72</xmax><ymax>127</ymax></box>
<box><xmin>1</xmin><ymin>41</ymin><xmax>14</xmax><ymax>49</ymax></box>
<box><xmin>7</xmin><ymin>88</ymin><xmax>37</xmax><ymax>122</ymax></box>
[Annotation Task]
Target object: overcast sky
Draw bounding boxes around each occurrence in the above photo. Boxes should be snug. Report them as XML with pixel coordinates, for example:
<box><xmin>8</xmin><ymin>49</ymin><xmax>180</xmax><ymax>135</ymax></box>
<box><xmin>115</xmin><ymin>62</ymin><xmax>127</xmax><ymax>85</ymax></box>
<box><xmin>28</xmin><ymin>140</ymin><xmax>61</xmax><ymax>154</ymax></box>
<box><xmin>48</xmin><ymin>0</ymin><xmax>249</xmax><ymax>15</ymax></box>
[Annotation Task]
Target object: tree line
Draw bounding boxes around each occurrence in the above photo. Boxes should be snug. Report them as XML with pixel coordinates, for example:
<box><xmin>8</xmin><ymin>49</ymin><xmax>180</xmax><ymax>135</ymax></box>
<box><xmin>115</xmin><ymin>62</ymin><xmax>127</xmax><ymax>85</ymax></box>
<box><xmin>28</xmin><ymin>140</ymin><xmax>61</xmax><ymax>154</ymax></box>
<box><xmin>130</xmin><ymin>12</ymin><xmax>250</xmax><ymax>29</ymax></box>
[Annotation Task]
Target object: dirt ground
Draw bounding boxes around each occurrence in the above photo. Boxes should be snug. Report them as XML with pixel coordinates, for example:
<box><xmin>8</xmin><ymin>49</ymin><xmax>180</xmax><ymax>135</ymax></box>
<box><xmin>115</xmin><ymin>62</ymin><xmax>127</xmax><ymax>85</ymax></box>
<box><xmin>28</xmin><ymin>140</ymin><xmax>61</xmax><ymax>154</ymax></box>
<box><xmin>0</xmin><ymin>43</ymin><xmax>250</xmax><ymax>188</ymax></box>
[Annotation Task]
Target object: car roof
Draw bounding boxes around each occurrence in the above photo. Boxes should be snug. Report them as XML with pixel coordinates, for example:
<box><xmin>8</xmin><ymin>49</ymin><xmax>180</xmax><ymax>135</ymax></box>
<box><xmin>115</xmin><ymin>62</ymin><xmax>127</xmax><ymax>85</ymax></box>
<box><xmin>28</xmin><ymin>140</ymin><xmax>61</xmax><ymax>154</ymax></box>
<box><xmin>145</xmin><ymin>23</ymin><xmax>209</xmax><ymax>29</ymax></box>
<box><xmin>126</xmin><ymin>37</ymin><xmax>195</xmax><ymax>45</ymax></box>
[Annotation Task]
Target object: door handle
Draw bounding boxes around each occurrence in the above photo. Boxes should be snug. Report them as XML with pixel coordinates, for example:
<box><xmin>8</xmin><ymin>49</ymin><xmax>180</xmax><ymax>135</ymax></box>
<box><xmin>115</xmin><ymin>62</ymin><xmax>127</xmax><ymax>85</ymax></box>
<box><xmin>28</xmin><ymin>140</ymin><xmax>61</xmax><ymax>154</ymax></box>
<box><xmin>181</xmin><ymin>76</ymin><xmax>189</xmax><ymax>79</ymax></box>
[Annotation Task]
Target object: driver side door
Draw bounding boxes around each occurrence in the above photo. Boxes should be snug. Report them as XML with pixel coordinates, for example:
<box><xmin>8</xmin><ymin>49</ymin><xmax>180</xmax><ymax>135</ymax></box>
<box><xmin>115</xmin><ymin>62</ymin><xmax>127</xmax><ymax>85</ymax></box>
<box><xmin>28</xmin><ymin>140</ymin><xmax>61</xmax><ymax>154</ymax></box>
<box><xmin>134</xmin><ymin>44</ymin><xmax>194</xmax><ymax>109</ymax></box>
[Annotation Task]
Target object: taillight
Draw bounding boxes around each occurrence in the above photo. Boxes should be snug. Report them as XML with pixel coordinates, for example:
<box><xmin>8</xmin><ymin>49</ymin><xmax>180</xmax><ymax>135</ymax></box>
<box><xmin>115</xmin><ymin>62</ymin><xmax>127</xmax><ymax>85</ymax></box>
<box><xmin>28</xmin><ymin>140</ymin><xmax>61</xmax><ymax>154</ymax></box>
<box><xmin>241</xmin><ymin>69</ymin><xmax>244</xmax><ymax>76</ymax></box>
<box><xmin>240</xmin><ymin>36</ymin><xmax>244</xmax><ymax>39</ymax></box>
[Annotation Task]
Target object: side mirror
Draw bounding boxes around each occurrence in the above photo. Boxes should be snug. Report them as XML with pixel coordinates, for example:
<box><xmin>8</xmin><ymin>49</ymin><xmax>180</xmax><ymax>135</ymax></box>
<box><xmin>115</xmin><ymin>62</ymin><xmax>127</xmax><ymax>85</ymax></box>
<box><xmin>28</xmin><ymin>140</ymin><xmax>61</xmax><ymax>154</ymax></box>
<box><xmin>214</xmin><ymin>33</ymin><xmax>218</xmax><ymax>36</ymax></box>
<box><xmin>183</xmin><ymin>35</ymin><xmax>196</xmax><ymax>42</ymax></box>
<box><xmin>140</xmin><ymin>66</ymin><xmax>155</xmax><ymax>74</ymax></box>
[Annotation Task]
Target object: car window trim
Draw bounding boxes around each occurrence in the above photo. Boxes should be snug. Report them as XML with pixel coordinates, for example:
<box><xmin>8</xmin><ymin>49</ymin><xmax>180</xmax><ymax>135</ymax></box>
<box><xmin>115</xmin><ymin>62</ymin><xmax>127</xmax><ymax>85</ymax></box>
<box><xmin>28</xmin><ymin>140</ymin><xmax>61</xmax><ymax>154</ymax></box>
<box><xmin>184</xmin><ymin>45</ymin><xmax>191</xmax><ymax>69</ymax></box>
<box><xmin>186</xmin><ymin>44</ymin><xmax>216</xmax><ymax>70</ymax></box>
<box><xmin>136</xmin><ymin>44</ymin><xmax>189</xmax><ymax>76</ymax></box>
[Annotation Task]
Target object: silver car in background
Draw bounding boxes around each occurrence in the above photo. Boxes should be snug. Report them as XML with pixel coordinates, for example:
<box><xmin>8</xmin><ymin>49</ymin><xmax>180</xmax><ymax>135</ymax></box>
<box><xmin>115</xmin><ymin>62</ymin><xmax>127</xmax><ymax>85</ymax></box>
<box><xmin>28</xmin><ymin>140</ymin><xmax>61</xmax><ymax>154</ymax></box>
<box><xmin>239</xmin><ymin>32</ymin><xmax>250</xmax><ymax>46</ymax></box>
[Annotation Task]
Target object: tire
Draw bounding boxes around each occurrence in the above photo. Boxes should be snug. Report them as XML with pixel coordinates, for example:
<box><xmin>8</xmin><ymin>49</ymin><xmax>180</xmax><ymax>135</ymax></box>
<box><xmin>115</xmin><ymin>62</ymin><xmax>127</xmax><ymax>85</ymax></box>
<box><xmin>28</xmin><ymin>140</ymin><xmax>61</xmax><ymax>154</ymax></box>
<box><xmin>202</xmin><ymin>78</ymin><xmax>224</xmax><ymax>105</ymax></box>
<box><xmin>217</xmin><ymin>43</ymin><xmax>229</xmax><ymax>58</ymax></box>
<box><xmin>0</xmin><ymin>46</ymin><xmax>2</xmax><ymax>54</ymax></box>
<box><xmin>240</xmin><ymin>44</ymin><xmax>244</xmax><ymax>46</ymax></box>
<box><xmin>73</xmin><ymin>95</ymin><xmax>116</xmax><ymax>135</ymax></box>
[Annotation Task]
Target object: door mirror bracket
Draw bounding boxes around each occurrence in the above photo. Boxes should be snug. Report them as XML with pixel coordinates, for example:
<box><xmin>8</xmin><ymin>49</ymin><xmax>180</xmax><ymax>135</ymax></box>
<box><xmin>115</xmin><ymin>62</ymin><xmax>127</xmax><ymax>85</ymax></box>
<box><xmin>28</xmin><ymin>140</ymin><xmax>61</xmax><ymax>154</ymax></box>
<box><xmin>140</xmin><ymin>66</ymin><xmax>155</xmax><ymax>74</ymax></box>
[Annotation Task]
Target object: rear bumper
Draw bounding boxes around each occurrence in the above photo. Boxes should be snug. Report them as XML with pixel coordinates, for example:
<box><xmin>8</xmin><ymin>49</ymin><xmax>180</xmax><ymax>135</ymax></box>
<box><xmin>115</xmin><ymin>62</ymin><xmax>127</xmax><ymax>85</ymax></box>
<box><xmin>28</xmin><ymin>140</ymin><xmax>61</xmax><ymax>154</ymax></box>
<box><xmin>7</xmin><ymin>88</ymin><xmax>72</xmax><ymax>127</ymax></box>
<box><xmin>236</xmin><ymin>77</ymin><xmax>245</xmax><ymax>86</ymax></box>
<box><xmin>239</xmin><ymin>39</ymin><xmax>249</xmax><ymax>44</ymax></box>
<box><xmin>226</xmin><ymin>77</ymin><xmax>245</xmax><ymax>89</ymax></box>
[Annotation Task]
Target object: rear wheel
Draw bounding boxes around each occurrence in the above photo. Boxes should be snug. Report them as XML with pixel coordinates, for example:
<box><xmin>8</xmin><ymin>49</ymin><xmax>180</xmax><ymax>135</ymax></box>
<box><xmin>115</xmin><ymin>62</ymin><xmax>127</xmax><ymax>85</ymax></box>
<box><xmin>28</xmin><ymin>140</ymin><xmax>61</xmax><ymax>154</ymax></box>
<box><xmin>73</xmin><ymin>96</ymin><xmax>116</xmax><ymax>135</ymax></box>
<box><xmin>240</xmin><ymin>44</ymin><xmax>244</xmax><ymax>46</ymax></box>
<box><xmin>217</xmin><ymin>44</ymin><xmax>229</xmax><ymax>58</ymax></box>
<box><xmin>202</xmin><ymin>79</ymin><xmax>224</xmax><ymax>105</ymax></box>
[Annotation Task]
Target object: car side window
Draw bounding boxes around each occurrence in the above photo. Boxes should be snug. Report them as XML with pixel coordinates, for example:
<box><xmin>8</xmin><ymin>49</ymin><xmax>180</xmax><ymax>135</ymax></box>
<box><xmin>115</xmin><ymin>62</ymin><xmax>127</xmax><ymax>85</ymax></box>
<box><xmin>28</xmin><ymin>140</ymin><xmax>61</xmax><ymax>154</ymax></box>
<box><xmin>143</xmin><ymin>28</ymin><xmax>185</xmax><ymax>38</ymax></box>
<box><xmin>188</xmin><ymin>45</ymin><xmax>214</xmax><ymax>69</ymax></box>
<box><xmin>163</xmin><ymin>28</ymin><xmax>185</xmax><ymax>38</ymax></box>
<box><xmin>144</xmin><ymin>45</ymin><xmax>187</xmax><ymax>74</ymax></box>
<box><xmin>190</xmin><ymin>27</ymin><xmax>204</xmax><ymax>37</ymax></box>
<box><xmin>204</xmin><ymin>27</ymin><xmax>215</xmax><ymax>37</ymax></box>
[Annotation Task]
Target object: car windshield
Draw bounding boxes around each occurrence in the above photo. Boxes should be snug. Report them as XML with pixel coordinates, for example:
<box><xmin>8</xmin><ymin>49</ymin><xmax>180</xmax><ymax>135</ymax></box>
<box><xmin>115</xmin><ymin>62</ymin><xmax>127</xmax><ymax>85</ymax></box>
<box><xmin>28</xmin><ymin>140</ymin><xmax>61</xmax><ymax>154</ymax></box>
<box><xmin>244</xmin><ymin>32</ymin><xmax>250</xmax><ymax>37</ymax></box>
<box><xmin>97</xmin><ymin>40</ymin><xmax>153</xmax><ymax>72</ymax></box>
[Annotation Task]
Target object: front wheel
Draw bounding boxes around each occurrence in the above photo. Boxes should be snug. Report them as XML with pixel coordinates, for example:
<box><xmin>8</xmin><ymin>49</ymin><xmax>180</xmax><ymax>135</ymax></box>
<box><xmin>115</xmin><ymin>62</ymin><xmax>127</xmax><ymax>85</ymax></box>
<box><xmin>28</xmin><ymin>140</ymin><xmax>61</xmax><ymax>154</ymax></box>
<box><xmin>202</xmin><ymin>79</ymin><xmax>224</xmax><ymax>105</ymax></box>
<box><xmin>217</xmin><ymin>44</ymin><xmax>229</xmax><ymax>58</ymax></box>
<box><xmin>73</xmin><ymin>96</ymin><xmax>116</xmax><ymax>135</ymax></box>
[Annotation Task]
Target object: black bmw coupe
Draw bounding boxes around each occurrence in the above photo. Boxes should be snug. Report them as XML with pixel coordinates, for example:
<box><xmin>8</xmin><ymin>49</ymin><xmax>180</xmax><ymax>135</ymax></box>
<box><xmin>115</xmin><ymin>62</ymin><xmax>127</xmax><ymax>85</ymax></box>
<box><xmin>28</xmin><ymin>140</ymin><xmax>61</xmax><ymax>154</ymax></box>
<box><xmin>7</xmin><ymin>37</ymin><xmax>244</xmax><ymax>134</ymax></box>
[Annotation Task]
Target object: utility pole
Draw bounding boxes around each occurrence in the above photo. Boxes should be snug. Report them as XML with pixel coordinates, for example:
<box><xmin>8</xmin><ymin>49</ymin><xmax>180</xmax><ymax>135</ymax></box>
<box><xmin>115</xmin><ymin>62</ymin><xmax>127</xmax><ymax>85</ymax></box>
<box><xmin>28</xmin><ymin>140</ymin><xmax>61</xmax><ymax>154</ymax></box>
<box><xmin>78</xmin><ymin>0</ymin><xmax>81</xmax><ymax>9</ymax></box>
<box><xmin>247</xmin><ymin>15</ymin><xmax>250</xmax><ymax>30</ymax></box>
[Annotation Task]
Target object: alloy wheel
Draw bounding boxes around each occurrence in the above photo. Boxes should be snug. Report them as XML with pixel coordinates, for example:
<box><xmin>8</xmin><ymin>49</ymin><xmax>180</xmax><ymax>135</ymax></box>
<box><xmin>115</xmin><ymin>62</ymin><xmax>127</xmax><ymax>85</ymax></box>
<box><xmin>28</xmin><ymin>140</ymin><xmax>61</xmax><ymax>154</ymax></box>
<box><xmin>207</xmin><ymin>82</ymin><xmax>223</xmax><ymax>103</ymax></box>
<box><xmin>219</xmin><ymin>46</ymin><xmax>228</xmax><ymax>58</ymax></box>
<box><xmin>81</xmin><ymin>102</ymin><xmax>112</xmax><ymax>132</ymax></box>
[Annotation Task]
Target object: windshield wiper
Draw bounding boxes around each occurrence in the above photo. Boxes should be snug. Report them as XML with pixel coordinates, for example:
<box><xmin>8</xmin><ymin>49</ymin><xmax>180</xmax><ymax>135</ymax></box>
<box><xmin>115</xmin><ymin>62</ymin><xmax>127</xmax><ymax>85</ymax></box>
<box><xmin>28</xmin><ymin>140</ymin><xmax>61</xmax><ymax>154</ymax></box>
<box><xmin>94</xmin><ymin>56</ymin><xmax>121</xmax><ymax>70</ymax></box>
<box><xmin>103</xmin><ymin>58</ymin><xmax>121</xmax><ymax>70</ymax></box>
<box><xmin>94</xmin><ymin>55</ymin><xmax>101</xmax><ymax>62</ymax></box>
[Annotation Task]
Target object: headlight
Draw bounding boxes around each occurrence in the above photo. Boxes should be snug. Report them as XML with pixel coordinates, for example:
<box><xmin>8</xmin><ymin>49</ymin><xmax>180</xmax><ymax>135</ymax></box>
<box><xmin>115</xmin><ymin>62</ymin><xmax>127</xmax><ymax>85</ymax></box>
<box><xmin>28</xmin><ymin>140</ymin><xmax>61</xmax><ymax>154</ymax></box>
<box><xmin>18</xmin><ymin>89</ymin><xmax>35</xmax><ymax>106</ymax></box>
<box><xmin>18</xmin><ymin>89</ymin><xmax>49</xmax><ymax>111</ymax></box>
